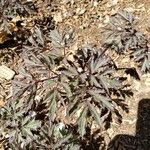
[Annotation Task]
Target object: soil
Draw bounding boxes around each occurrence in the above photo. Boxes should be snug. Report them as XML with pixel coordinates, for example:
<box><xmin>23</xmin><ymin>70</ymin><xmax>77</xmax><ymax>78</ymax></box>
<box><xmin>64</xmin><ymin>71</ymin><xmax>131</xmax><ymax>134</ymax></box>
<box><xmin>0</xmin><ymin>0</ymin><xmax>150</xmax><ymax>149</ymax></box>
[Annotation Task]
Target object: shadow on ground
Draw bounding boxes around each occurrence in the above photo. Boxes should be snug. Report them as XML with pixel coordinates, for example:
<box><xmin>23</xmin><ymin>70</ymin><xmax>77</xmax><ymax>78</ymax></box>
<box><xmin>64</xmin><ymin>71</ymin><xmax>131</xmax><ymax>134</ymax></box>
<box><xmin>108</xmin><ymin>99</ymin><xmax>150</xmax><ymax>150</ymax></box>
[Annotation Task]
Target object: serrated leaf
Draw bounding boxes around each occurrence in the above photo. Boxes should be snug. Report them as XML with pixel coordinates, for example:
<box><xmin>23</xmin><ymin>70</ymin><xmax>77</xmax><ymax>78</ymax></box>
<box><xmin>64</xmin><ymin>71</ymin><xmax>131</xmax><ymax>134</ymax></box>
<box><xmin>98</xmin><ymin>76</ymin><xmax>109</xmax><ymax>93</ymax></box>
<box><xmin>48</xmin><ymin>90</ymin><xmax>57</xmax><ymax>120</ymax></box>
<box><xmin>88</xmin><ymin>103</ymin><xmax>102</xmax><ymax>126</ymax></box>
<box><xmin>24</xmin><ymin>119</ymin><xmax>41</xmax><ymax>130</ymax></box>
<box><xmin>44</xmin><ymin>87</ymin><xmax>57</xmax><ymax>102</ymax></box>
<box><xmin>22</xmin><ymin>127</ymin><xmax>33</xmax><ymax>138</ymax></box>
<box><xmin>34</xmin><ymin>26</ymin><xmax>44</xmax><ymax>45</ymax></box>
<box><xmin>90</xmin><ymin>75</ymin><xmax>100</xmax><ymax>87</ymax></box>
<box><xmin>67</xmin><ymin>66</ymin><xmax>79</xmax><ymax>76</ymax></box>
<box><xmin>79</xmin><ymin>73</ymin><xmax>87</xmax><ymax>82</ymax></box>
<box><xmin>61</xmin><ymin>82</ymin><xmax>72</xmax><ymax>97</ymax></box>
<box><xmin>94</xmin><ymin>95</ymin><xmax>114</xmax><ymax>111</ymax></box>
<box><xmin>77</xmin><ymin>107</ymin><xmax>88</xmax><ymax>137</ymax></box>
<box><xmin>91</xmin><ymin>92</ymin><xmax>114</xmax><ymax>111</ymax></box>
<box><xmin>118</xmin><ymin>10</ymin><xmax>133</xmax><ymax>23</ymax></box>
<box><xmin>93</xmin><ymin>58</ymin><xmax>109</xmax><ymax>73</ymax></box>
<box><xmin>106</xmin><ymin>78</ymin><xmax>122</xmax><ymax>89</ymax></box>
<box><xmin>134</xmin><ymin>53</ymin><xmax>145</xmax><ymax>62</ymax></box>
<box><xmin>90</xmin><ymin>57</ymin><xmax>94</xmax><ymax>74</ymax></box>
<box><xmin>67</xmin><ymin>102</ymin><xmax>83</xmax><ymax>117</ymax></box>
<box><xmin>53</xmin><ymin>134</ymin><xmax>72</xmax><ymax>149</ymax></box>
<box><xmin>67</xmin><ymin>97</ymin><xmax>78</xmax><ymax>116</ymax></box>
<box><xmin>49</xmin><ymin>29</ymin><xmax>63</xmax><ymax>48</ymax></box>
<box><xmin>141</xmin><ymin>58</ymin><xmax>150</xmax><ymax>72</ymax></box>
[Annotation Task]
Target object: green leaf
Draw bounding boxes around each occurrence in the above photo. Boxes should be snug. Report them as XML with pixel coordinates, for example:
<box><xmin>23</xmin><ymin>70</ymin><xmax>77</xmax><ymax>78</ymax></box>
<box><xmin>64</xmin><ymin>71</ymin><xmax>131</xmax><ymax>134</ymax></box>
<box><xmin>34</xmin><ymin>26</ymin><xmax>44</xmax><ymax>45</ymax></box>
<box><xmin>26</xmin><ymin>120</ymin><xmax>41</xmax><ymax>130</ymax></box>
<box><xmin>72</xmin><ymin>77</ymin><xmax>79</xmax><ymax>87</ymax></box>
<box><xmin>79</xmin><ymin>73</ymin><xmax>87</xmax><ymax>82</ymax></box>
<box><xmin>67</xmin><ymin>66</ymin><xmax>79</xmax><ymax>76</ymax></box>
<box><xmin>22</xmin><ymin>127</ymin><xmax>34</xmax><ymax>137</ymax></box>
<box><xmin>22</xmin><ymin>116</ymin><xmax>30</xmax><ymax>126</ymax></box>
<box><xmin>106</xmin><ymin>78</ymin><xmax>122</xmax><ymax>89</ymax></box>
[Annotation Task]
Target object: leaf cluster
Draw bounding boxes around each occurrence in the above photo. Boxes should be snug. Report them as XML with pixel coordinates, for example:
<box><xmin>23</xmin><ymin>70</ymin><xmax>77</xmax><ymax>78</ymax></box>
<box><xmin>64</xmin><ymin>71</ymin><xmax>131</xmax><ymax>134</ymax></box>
<box><xmin>0</xmin><ymin>99</ymin><xmax>79</xmax><ymax>150</ymax></box>
<box><xmin>103</xmin><ymin>10</ymin><xmax>150</xmax><ymax>72</ymax></box>
<box><xmin>0</xmin><ymin>25</ymin><xmax>131</xmax><ymax>149</ymax></box>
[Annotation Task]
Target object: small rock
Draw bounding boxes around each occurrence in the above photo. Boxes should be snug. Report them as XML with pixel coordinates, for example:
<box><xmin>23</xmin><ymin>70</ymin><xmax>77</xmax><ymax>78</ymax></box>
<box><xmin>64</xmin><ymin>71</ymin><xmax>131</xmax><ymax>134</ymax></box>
<box><xmin>0</xmin><ymin>65</ymin><xmax>15</xmax><ymax>80</ymax></box>
<box><xmin>54</xmin><ymin>12</ymin><xmax>63</xmax><ymax>23</ymax></box>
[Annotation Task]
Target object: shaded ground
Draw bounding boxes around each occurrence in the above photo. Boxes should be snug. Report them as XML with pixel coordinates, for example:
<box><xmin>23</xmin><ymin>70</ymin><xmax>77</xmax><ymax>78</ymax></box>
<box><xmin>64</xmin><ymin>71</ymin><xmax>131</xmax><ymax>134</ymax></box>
<box><xmin>108</xmin><ymin>98</ymin><xmax>150</xmax><ymax>150</ymax></box>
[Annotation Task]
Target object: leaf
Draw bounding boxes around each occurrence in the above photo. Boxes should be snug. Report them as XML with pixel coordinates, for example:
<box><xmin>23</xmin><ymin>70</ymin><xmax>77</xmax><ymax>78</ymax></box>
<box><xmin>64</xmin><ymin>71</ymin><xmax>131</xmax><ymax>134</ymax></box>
<box><xmin>118</xmin><ymin>10</ymin><xmax>133</xmax><ymax>23</ymax></box>
<box><xmin>49</xmin><ymin>29</ymin><xmax>63</xmax><ymax>48</ymax></box>
<box><xmin>141</xmin><ymin>58</ymin><xmax>150</xmax><ymax>72</ymax></box>
<box><xmin>67</xmin><ymin>97</ymin><xmax>78</xmax><ymax>116</ymax></box>
<box><xmin>61</xmin><ymin>82</ymin><xmax>72</xmax><ymax>97</ymax></box>
<box><xmin>91</xmin><ymin>92</ymin><xmax>114</xmax><ymax>111</ymax></box>
<box><xmin>22</xmin><ymin>118</ymin><xmax>41</xmax><ymax>140</ymax></box>
<box><xmin>98</xmin><ymin>76</ymin><xmax>109</xmax><ymax>93</ymax></box>
<box><xmin>44</xmin><ymin>87</ymin><xmax>56</xmax><ymax>101</ymax></box>
<box><xmin>23</xmin><ymin>118</ymin><xmax>41</xmax><ymax>130</ymax></box>
<box><xmin>77</xmin><ymin>107</ymin><xmax>88</xmax><ymax>137</ymax></box>
<box><xmin>61</xmin><ymin>66</ymin><xmax>78</xmax><ymax>79</ymax></box>
<box><xmin>88</xmin><ymin>103</ymin><xmax>102</xmax><ymax>126</ymax></box>
<box><xmin>68</xmin><ymin>144</ymin><xmax>80</xmax><ymax>150</ymax></box>
<box><xmin>93</xmin><ymin>58</ymin><xmax>109</xmax><ymax>73</ymax></box>
<box><xmin>67</xmin><ymin>101</ymin><xmax>83</xmax><ymax>117</ymax></box>
<box><xmin>53</xmin><ymin>134</ymin><xmax>72</xmax><ymax>149</ymax></box>
<box><xmin>79</xmin><ymin>73</ymin><xmax>87</xmax><ymax>82</ymax></box>
<box><xmin>63</xmin><ymin>28</ymin><xmax>75</xmax><ymax>46</ymax></box>
<box><xmin>90</xmin><ymin>57</ymin><xmax>94</xmax><ymax>74</ymax></box>
<box><xmin>106</xmin><ymin>78</ymin><xmax>122</xmax><ymax>89</ymax></box>
<box><xmin>34</xmin><ymin>26</ymin><xmax>44</xmax><ymax>45</ymax></box>
<box><xmin>22</xmin><ymin>127</ymin><xmax>34</xmax><ymax>138</ymax></box>
<box><xmin>90</xmin><ymin>75</ymin><xmax>100</xmax><ymax>87</ymax></box>
<box><xmin>47</xmin><ymin>90</ymin><xmax>57</xmax><ymax>120</ymax></box>
<box><xmin>89</xmin><ymin>91</ymin><xmax>114</xmax><ymax>111</ymax></box>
